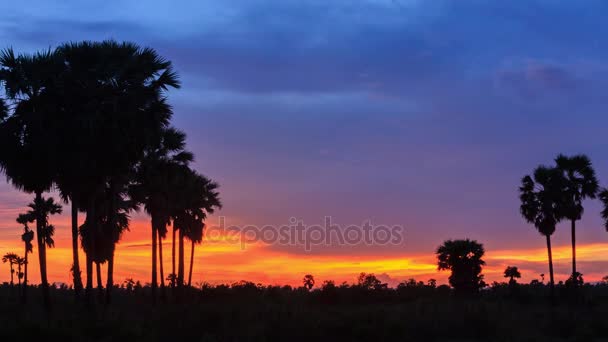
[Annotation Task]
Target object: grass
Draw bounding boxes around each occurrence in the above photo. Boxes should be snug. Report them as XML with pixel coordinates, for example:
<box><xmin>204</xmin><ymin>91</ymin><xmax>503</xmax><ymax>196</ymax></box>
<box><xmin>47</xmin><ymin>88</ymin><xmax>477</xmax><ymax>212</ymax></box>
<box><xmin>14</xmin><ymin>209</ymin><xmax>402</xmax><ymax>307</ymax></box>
<box><xmin>1</xmin><ymin>283</ymin><xmax>608</xmax><ymax>341</ymax></box>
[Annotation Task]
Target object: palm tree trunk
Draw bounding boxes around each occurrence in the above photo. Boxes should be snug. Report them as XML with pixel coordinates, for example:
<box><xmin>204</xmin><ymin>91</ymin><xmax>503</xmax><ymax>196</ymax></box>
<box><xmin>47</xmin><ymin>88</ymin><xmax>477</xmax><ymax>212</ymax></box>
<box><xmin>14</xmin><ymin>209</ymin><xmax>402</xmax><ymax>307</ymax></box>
<box><xmin>85</xmin><ymin>257</ymin><xmax>93</xmax><ymax>303</ymax></box>
<box><xmin>71</xmin><ymin>197</ymin><xmax>83</xmax><ymax>298</ymax></box>
<box><xmin>17</xmin><ymin>263</ymin><xmax>21</xmax><ymax>288</ymax></box>
<box><xmin>9</xmin><ymin>263</ymin><xmax>14</xmax><ymax>286</ymax></box>
<box><xmin>158</xmin><ymin>228</ymin><xmax>166</xmax><ymax>300</ymax></box>
<box><xmin>151</xmin><ymin>220</ymin><xmax>158</xmax><ymax>302</ymax></box>
<box><xmin>21</xmin><ymin>248</ymin><xmax>27</xmax><ymax>303</ymax></box>
<box><xmin>188</xmin><ymin>240</ymin><xmax>195</xmax><ymax>287</ymax></box>
<box><xmin>105</xmin><ymin>248</ymin><xmax>114</xmax><ymax>304</ymax></box>
<box><xmin>571</xmin><ymin>219</ymin><xmax>576</xmax><ymax>277</ymax></box>
<box><xmin>171</xmin><ymin>226</ymin><xmax>176</xmax><ymax>288</ymax></box>
<box><xmin>178</xmin><ymin>228</ymin><xmax>185</xmax><ymax>287</ymax></box>
<box><xmin>35</xmin><ymin>191</ymin><xmax>51</xmax><ymax>310</ymax></box>
<box><xmin>96</xmin><ymin>262</ymin><xmax>103</xmax><ymax>302</ymax></box>
<box><xmin>546</xmin><ymin>234</ymin><xmax>555</xmax><ymax>296</ymax></box>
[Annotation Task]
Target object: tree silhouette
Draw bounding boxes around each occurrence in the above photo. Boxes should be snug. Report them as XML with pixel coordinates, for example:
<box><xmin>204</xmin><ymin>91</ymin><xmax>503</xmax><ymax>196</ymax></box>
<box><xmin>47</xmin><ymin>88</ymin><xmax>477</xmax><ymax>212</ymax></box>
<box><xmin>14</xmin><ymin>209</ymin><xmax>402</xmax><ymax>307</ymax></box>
<box><xmin>519</xmin><ymin>166</ymin><xmax>565</xmax><ymax>294</ymax></box>
<box><xmin>503</xmin><ymin>266</ymin><xmax>521</xmax><ymax>285</ymax></box>
<box><xmin>0</xmin><ymin>48</ymin><xmax>65</xmax><ymax>309</ymax></box>
<box><xmin>357</xmin><ymin>273</ymin><xmax>387</xmax><ymax>290</ymax></box>
<box><xmin>2</xmin><ymin>252</ymin><xmax>18</xmax><ymax>286</ymax></box>
<box><xmin>172</xmin><ymin>168</ymin><xmax>221</xmax><ymax>288</ymax></box>
<box><xmin>15</xmin><ymin>256</ymin><xmax>25</xmax><ymax>288</ymax></box>
<box><xmin>17</xmin><ymin>213</ymin><xmax>34</xmax><ymax>302</ymax></box>
<box><xmin>555</xmin><ymin>154</ymin><xmax>598</xmax><ymax>280</ymax></box>
<box><xmin>436</xmin><ymin>239</ymin><xmax>485</xmax><ymax>294</ymax></box>
<box><xmin>130</xmin><ymin>127</ymin><xmax>193</xmax><ymax>300</ymax></box>
<box><xmin>302</xmin><ymin>274</ymin><xmax>315</xmax><ymax>290</ymax></box>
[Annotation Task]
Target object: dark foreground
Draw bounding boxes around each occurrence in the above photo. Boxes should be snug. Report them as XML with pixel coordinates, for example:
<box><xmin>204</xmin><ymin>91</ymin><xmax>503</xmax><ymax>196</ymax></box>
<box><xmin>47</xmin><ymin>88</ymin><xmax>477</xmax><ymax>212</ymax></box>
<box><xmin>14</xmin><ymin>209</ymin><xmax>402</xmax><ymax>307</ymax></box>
<box><xmin>1</xmin><ymin>283</ymin><xmax>608</xmax><ymax>341</ymax></box>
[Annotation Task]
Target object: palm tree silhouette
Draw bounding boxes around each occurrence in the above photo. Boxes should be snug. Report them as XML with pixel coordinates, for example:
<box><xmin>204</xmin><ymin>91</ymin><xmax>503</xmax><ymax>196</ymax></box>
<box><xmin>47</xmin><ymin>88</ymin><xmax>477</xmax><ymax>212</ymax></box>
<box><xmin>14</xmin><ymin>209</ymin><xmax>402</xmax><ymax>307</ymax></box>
<box><xmin>17</xmin><ymin>213</ymin><xmax>34</xmax><ymax>302</ymax></box>
<box><xmin>56</xmin><ymin>40</ymin><xmax>179</xmax><ymax>302</ymax></box>
<box><xmin>436</xmin><ymin>239</ymin><xmax>485</xmax><ymax>294</ymax></box>
<box><xmin>2</xmin><ymin>252</ymin><xmax>19</xmax><ymax>286</ymax></box>
<box><xmin>555</xmin><ymin>154</ymin><xmax>598</xmax><ymax>279</ymax></box>
<box><xmin>519</xmin><ymin>166</ymin><xmax>565</xmax><ymax>294</ymax></box>
<box><xmin>0</xmin><ymin>48</ymin><xmax>65</xmax><ymax>309</ymax></box>
<box><xmin>302</xmin><ymin>275</ymin><xmax>315</xmax><ymax>290</ymax></box>
<box><xmin>130</xmin><ymin>128</ymin><xmax>193</xmax><ymax>300</ymax></box>
<box><xmin>598</xmin><ymin>189</ymin><xmax>608</xmax><ymax>232</ymax></box>
<box><xmin>186</xmin><ymin>176</ymin><xmax>221</xmax><ymax>287</ymax></box>
<box><xmin>503</xmin><ymin>266</ymin><xmax>521</xmax><ymax>284</ymax></box>
<box><xmin>15</xmin><ymin>256</ymin><xmax>25</xmax><ymax>288</ymax></box>
<box><xmin>172</xmin><ymin>169</ymin><xmax>221</xmax><ymax>288</ymax></box>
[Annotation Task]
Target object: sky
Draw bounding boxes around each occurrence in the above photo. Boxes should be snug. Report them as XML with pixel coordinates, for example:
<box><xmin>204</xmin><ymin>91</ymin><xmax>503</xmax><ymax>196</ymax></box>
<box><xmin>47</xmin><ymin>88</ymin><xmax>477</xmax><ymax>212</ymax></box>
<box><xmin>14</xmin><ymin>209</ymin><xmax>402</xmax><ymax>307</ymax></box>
<box><xmin>1</xmin><ymin>0</ymin><xmax>608</xmax><ymax>287</ymax></box>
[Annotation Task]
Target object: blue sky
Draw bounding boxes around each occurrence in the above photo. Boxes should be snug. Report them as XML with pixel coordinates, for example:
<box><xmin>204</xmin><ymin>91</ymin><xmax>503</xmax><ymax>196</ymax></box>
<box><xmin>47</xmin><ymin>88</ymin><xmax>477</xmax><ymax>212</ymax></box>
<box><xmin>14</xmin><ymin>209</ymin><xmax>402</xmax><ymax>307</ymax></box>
<box><xmin>2</xmin><ymin>0</ymin><xmax>608</xmax><ymax>259</ymax></box>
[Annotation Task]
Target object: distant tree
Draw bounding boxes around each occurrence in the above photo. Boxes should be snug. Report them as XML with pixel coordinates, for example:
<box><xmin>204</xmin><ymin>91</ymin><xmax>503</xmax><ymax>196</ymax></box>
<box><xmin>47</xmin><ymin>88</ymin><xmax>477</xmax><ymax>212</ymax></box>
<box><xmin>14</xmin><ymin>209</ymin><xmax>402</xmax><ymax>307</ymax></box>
<box><xmin>321</xmin><ymin>280</ymin><xmax>336</xmax><ymax>290</ymax></box>
<box><xmin>123</xmin><ymin>278</ymin><xmax>135</xmax><ymax>292</ymax></box>
<box><xmin>15</xmin><ymin>256</ymin><xmax>25</xmax><ymax>288</ymax></box>
<box><xmin>555</xmin><ymin>154</ymin><xmax>598</xmax><ymax>280</ymax></box>
<box><xmin>601</xmin><ymin>275</ymin><xmax>608</xmax><ymax>284</ymax></box>
<box><xmin>565</xmin><ymin>271</ymin><xmax>584</xmax><ymax>288</ymax></box>
<box><xmin>2</xmin><ymin>252</ymin><xmax>18</xmax><ymax>286</ymax></box>
<box><xmin>357</xmin><ymin>273</ymin><xmax>387</xmax><ymax>290</ymax></box>
<box><xmin>436</xmin><ymin>239</ymin><xmax>485</xmax><ymax>294</ymax></box>
<box><xmin>17</xmin><ymin>213</ymin><xmax>34</xmax><ymax>302</ymax></box>
<box><xmin>519</xmin><ymin>166</ymin><xmax>565</xmax><ymax>294</ymax></box>
<box><xmin>427</xmin><ymin>279</ymin><xmax>437</xmax><ymax>288</ymax></box>
<box><xmin>302</xmin><ymin>274</ymin><xmax>315</xmax><ymax>290</ymax></box>
<box><xmin>503</xmin><ymin>266</ymin><xmax>521</xmax><ymax>285</ymax></box>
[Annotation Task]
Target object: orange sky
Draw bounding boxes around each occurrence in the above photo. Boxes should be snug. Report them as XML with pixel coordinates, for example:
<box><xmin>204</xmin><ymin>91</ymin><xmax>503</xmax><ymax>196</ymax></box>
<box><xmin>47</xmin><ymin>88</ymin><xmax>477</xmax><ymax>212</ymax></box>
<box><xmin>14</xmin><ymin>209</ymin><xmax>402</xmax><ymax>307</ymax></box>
<box><xmin>2</xmin><ymin>213</ymin><xmax>608</xmax><ymax>288</ymax></box>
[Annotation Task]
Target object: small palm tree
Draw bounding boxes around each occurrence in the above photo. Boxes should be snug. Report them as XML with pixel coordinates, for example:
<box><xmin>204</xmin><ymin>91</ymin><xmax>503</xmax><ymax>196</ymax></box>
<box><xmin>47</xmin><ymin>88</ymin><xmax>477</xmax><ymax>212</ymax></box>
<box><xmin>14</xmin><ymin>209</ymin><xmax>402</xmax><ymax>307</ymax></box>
<box><xmin>302</xmin><ymin>274</ymin><xmax>315</xmax><ymax>290</ymax></box>
<box><xmin>519</xmin><ymin>166</ymin><xmax>565</xmax><ymax>294</ymax></box>
<box><xmin>503</xmin><ymin>266</ymin><xmax>521</xmax><ymax>284</ymax></box>
<box><xmin>555</xmin><ymin>154</ymin><xmax>598</xmax><ymax>279</ymax></box>
<box><xmin>2</xmin><ymin>252</ymin><xmax>19</xmax><ymax>286</ymax></box>
<box><xmin>15</xmin><ymin>256</ymin><xmax>25</xmax><ymax>288</ymax></box>
<box><xmin>436</xmin><ymin>239</ymin><xmax>485</xmax><ymax>294</ymax></box>
<box><xmin>17</xmin><ymin>213</ymin><xmax>34</xmax><ymax>302</ymax></box>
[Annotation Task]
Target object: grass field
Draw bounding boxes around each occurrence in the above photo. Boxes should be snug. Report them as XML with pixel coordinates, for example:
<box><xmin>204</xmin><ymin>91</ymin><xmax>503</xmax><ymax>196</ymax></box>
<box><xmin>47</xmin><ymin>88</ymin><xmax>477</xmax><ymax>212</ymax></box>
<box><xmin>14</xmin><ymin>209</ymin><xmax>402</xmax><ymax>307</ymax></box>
<box><xmin>2</xmin><ymin>283</ymin><xmax>608</xmax><ymax>341</ymax></box>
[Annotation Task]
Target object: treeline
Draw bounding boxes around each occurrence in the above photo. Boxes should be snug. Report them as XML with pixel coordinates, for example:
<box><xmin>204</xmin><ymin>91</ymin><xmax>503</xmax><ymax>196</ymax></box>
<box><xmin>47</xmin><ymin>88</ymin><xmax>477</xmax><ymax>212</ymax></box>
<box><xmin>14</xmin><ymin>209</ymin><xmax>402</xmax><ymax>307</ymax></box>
<box><xmin>0</xmin><ymin>40</ymin><xmax>221</xmax><ymax>308</ymax></box>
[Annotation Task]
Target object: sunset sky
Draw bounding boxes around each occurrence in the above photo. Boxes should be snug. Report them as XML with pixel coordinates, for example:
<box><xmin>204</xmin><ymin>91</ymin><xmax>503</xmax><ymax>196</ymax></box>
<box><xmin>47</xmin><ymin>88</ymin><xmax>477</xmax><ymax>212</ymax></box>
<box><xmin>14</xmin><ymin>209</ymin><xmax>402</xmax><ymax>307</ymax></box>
<box><xmin>1</xmin><ymin>0</ymin><xmax>608</xmax><ymax>287</ymax></box>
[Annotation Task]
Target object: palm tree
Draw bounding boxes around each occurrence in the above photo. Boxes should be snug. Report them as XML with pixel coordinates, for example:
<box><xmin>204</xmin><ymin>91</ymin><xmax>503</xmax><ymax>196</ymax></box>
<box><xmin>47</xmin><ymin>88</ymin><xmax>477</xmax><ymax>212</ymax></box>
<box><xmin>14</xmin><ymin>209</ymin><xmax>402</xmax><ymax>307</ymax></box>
<box><xmin>15</xmin><ymin>256</ymin><xmax>25</xmax><ymax>288</ymax></box>
<box><xmin>2</xmin><ymin>252</ymin><xmax>18</xmax><ymax>286</ymax></box>
<box><xmin>130</xmin><ymin>127</ymin><xmax>193</xmax><ymax>300</ymax></box>
<box><xmin>57</xmin><ymin>40</ymin><xmax>179</xmax><ymax>301</ymax></box>
<box><xmin>555</xmin><ymin>154</ymin><xmax>599</xmax><ymax>279</ymax></box>
<box><xmin>0</xmin><ymin>48</ymin><xmax>64</xmax><ymax>309</ymax></box>
<box><xmin>186</xmin><ymin>176</ymin><xmax>221</xmax><ymax>287</ymax></box>
<box><xmin>519</xmin><ymin>165</ymin><xmax>565</xmax><ymax>293</ymax></box>
<box><xmin>18</xmin><ymin>213</ymin><xmax>34</xmax><ymax>302</ymax></box>
<box><xmin>598</xmin><ymin>189</ymin><xmax>608</xmax><ymax>232</ymax></box>
<box><xmin>302</xmin><ymin>275</ymin><xmax>315</xmax><ymax>290</ymax></box>
<box><xmin>503</xmin><ymin>266</ymin><xmax>521</xmax><ymax>284</ymax></box>
<box><xmin>436</xmin><ymin>239</ymin><xmax>485</xmax><ymax>294</ymax></box>
<box><xmin>172</xmin><ymin>169</ymin><xmax>221</xmax><ymax>288</ymax></box>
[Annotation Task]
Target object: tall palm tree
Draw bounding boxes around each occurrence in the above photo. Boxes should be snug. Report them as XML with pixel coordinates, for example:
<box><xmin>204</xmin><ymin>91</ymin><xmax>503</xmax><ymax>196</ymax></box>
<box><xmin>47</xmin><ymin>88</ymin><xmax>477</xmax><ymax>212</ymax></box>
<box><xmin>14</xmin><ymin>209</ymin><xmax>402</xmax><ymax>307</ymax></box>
<box><xmin>0</xmin><ymin>48</ymin><xmax>64</xmax><ymax>309</ymax></box>
<box><xmin>185</xmin><ymin>176</ymin><xmax>221</xmax><ymax>287</ymax></box>
<box><xmin>436</xmin><ymin>239</ymin><xmax>485</xmax><ymax>294</ymax></box>
<box><xmin>57</xmin><ymin>40</ymin><xmax>179</xmax><ymax>301</ymax></box>
<box><xmin>555</xmin><ymin>154</ymin><xmax>598</xmax><ymax>278</ymax></box>
<box><xmin>172</xmin><ymin>169</ymin><xmax>221</xmax><ymax>288</ymax></box>
<box><xmin>2</xmin><ymin>252</ymin><xmax>19</xmax><ymax>286</ymax></box>
<box><xmin>519</xmin><ymin>166</ymin><xmax>565</xmax><ymax>294</ymax></box>
<box><xmin>130</xmin><ymin>127</ymin><xmax>193</xmax><ymax>300</ymax></box>
<box><xmin>17</xmin><ymin>213</ymin><xmax>34</xmax><ymax>302</ymax></box>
